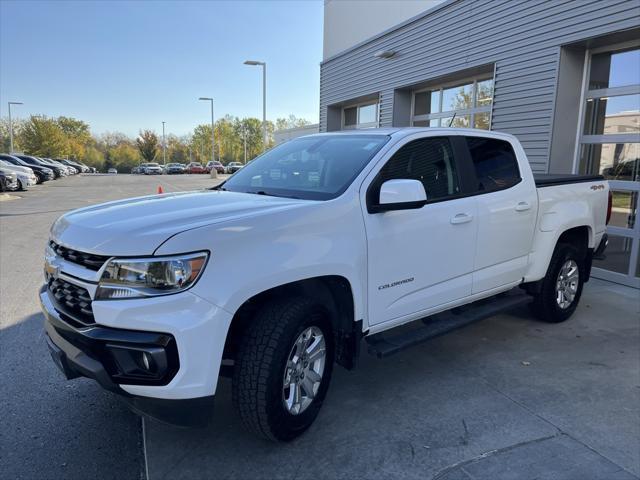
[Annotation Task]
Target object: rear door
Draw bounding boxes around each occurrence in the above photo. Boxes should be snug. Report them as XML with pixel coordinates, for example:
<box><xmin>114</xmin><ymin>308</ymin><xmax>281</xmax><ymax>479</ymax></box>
<box><xmin>362</xmin><ymin>135</ymin><xmax>479</xmax><ymax>327</ymax></box>
<box><xmin>463</xmin><ymin>135</ymin><xmax>538</xmax><ymax>293</ymax></box>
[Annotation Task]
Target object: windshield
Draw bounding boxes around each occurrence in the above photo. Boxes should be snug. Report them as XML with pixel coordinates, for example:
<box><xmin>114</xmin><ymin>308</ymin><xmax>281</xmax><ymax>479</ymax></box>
<box><xmin>222</xmin><ymin>134</ymin><xmax>389</xmax><ymax>200</ymax></box>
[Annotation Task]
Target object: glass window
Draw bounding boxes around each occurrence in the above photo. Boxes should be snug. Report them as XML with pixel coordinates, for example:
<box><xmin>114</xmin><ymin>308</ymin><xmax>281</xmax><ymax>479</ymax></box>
<box><xmin>579</xmin><ymin>143</ymin><xmax>640</xmax><ymax>181</ymax></box>
<box><xmin>414</xmin><ymin>91</ymin><xmax>440</xmax><ymax>115</ymax></box>
<box><xmin>466</xmin><ymin>137</ymin><xmax>521</xmax><ymax>191</ymax></box>
<box><xmin>583</xmin><ymin>94</ymin><xmax>640</xmax><ymax>135</ymax></box>
<box><xmin>589</xmin><ymin>48</ymin><xmax>640</xmax><ymax>90</ymax></box>
<box><xmin>476</xmin><ymin>79</ymin><xmax>494</xmax><ymax>106</ymax></box>
<box><xmin>474</xmin><ymin>112</ymin><xmax>491</xmax><ymax>130</ymax></box>
<box><xmin>223</xmin><ymin>134</ymin><xmax>389</xmax><ymax>200</ymax></box>
<box><xmin>344</xmin><ymin>107</ymin><xmax>357</xmax><ymax>127</ymax></box>
<box><xmin>442</xmin><ymin>82</ymin><xmax>473</xmax><ymax>112</ymax></box>
<box><xmin>592</xmin><ymin>234</ymin><xmax>633</xmax><ymax>275</ymax></box>
<box><xmin>377</xmin><ymin>137</ymin><xmax>459</xmax><ymax>201</ymax></box>
<box><xmin>358</xmin><ymin>103</ymin><xmax>377</xmax><ymax>124</ymax></box>
<box><xmin>609</xmin><ymin>190</ymin><xmax>637</xmax><ymax>229</ymax></box>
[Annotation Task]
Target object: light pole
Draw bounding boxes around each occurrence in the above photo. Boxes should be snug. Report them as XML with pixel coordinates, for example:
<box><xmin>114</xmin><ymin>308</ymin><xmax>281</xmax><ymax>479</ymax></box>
<box><xmin>8</xmin><ymin>101</ymin><xmax>23</xmax><ymax>153</ymax></box>
<box><xmin>242</xmin><ymin>124</ymin><xmax>247</xmax><ymax>164</ymax></box>
<box><xmin>162</xmin><ymin>121</ymin><xmax>166</xmax><ymax>165</ymax></box>
<box><xmin>244</xmin><ymin>60</ymin><xmax>267</xmax><ymax>150</ymax></box>
<box><xmin>198</xmin><ymin>97</ymin><xmax>216</xmax><ymax>162</ymax></box>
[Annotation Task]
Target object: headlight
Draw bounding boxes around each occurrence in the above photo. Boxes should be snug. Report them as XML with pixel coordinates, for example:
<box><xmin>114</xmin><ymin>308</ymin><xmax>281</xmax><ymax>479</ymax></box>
<box><xmin>95</xmin><ymin>252</ymin><xmax>208</xmax><ymax>300</ymax></box>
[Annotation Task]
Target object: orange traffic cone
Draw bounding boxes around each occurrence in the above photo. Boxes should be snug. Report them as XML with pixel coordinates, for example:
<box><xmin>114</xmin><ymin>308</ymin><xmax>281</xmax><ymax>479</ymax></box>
<box><xmin>157</xmin><ymin>185</ymin><xmax>164</xmax><ymax>194</ymax></box>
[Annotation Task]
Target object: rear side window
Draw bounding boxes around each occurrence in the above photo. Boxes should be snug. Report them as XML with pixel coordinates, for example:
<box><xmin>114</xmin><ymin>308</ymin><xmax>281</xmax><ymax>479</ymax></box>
<box><xmin>466</xmin><ymin>137</ymin><xmax>520</xmax><ymax>192</ymax></box>
<box><xmin>376</xmin><ymin>137</ymin><xmax>460</xmax><ymax>201</ymax></box>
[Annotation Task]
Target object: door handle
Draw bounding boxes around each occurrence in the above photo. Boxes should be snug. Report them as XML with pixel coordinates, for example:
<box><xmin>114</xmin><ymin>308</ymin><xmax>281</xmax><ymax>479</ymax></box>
<box><xmin>515</xmin><ymin>201</ymin><xmax>531</xmax><ymax>212</ymax></box>
<box><xmin>450</xmin><ymin>213</ymin><xmax>473</xmax><ymax>225</ymax></box>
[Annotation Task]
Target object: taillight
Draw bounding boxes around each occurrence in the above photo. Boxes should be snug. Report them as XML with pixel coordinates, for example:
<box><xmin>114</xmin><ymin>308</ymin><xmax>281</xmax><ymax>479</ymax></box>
<box><xmin>606</xmin><ymin>191</ymin><xmax>612</xmax><ymax>225</ymax></box>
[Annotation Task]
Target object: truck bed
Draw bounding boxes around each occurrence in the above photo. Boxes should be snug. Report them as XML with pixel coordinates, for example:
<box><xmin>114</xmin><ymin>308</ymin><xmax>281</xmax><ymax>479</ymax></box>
<box><xmin>534</xmin><ymin>173</ymin><xmax>604</xmax><ymax>188</ymax></box>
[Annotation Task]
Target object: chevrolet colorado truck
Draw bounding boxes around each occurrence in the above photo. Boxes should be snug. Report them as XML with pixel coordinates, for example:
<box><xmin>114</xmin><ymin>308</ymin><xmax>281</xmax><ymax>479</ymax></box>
<box><xmin>40</xmin><ymin>128</ymin><xmax>610</xmax><ymax>441</ymax></box>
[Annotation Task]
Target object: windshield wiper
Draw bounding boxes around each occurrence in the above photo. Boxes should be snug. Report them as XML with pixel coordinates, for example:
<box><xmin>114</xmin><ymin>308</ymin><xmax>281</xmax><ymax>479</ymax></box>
<box><xmin>246</xmin><ymin>190</ymin><xmax>300</xmax><ymax>199</ymax></box>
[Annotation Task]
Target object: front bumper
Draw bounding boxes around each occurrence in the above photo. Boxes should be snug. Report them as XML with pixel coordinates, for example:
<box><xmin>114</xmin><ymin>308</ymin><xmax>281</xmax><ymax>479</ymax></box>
<box><xmin>40</xmin><ymin>285</ymin><xmax>217</xmax><ymax>426</ymax></box>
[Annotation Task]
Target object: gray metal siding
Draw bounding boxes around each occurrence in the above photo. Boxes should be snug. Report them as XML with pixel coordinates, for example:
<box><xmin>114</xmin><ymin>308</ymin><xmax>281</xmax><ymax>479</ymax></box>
<box><xmin>320</xmin><ymin>0</ymin><xmax>640</xmax><ymax>173</ymax></box>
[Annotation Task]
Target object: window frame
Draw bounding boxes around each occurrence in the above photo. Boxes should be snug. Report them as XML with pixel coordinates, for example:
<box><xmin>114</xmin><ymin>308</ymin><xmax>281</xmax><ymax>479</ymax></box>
<box><xmin>342</xmin><ymin>100</ymin><xmax>380</xmax><ymax>130</ymax></box>
<box><xmin>410</xmin><ymin>74</ymin><xmax>495</xmax><ymax>129</ymax></box>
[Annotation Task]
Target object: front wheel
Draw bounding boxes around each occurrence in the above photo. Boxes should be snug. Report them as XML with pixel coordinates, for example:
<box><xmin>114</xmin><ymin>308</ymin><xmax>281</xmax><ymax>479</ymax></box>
<box><xmin>530</xmin><ymin>244</ymin><xmax>584</xmax><ymax>323</ymax></box>
<box><xmin>232</xmin><ymin>297</ymin><xmax>334</xmax><ymax>441</ymax></box>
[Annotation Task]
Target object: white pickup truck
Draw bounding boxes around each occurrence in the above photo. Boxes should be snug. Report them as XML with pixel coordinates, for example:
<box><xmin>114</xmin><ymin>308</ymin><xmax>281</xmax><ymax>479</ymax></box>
<box><xmin>41</xmin><ymin>128</ymin><xmax>610</xmax><ymax>441</ymax></box>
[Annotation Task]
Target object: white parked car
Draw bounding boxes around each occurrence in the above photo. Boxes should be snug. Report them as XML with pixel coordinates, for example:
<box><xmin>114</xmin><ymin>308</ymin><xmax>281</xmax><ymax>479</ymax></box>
<box><xmin>142</xmin><ymin>163</ymin><xmax>163</xmax><ymax>175</ymax></box>
<box><xmin>107</xmin><ymin>167</ymin><xmax>118</xmax><ymax>174</ymax></box>
<box><xmin>0</xmin><ymin>159</ymin><xmax>37</xmax><ymax>190</ymax></box>
<box><xmin>40</xmin><ymin>128</ymin><xmax>610</xmax><ymax>440</ymax></box>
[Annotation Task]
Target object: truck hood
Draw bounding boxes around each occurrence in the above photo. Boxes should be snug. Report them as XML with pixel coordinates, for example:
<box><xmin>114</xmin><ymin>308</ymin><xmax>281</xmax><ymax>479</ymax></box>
<box><xmin>51</xmin><ymin>190</ymin><xmax>310</xmax><ymax>256</ymax></box>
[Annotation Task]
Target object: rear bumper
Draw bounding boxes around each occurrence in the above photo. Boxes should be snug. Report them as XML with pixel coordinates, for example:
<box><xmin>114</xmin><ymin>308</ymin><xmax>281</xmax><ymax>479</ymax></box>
<box><xmin>40</xmin><ymin>285</ymin><xmax>215</xmax><ymax>427</ymax></box>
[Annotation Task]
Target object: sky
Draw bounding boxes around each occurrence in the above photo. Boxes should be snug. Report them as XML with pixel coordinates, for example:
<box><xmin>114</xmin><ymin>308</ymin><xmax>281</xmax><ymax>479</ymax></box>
<box><xmin>0</xmin><ymin>0</ymin><xmax>323</xmax><ymax>137</ymax></box>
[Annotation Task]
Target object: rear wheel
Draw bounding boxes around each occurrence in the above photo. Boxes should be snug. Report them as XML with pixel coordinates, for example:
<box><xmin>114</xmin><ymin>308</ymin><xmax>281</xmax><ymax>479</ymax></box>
<box><xmin>232</xmin><ymin>297</ymin><xmax>334</xmax><ymax>441</ymax></box>
<box><xmin>531</xmin><ymin>244</ymin><xmax>584</xmax><ymax>323</ymax></box>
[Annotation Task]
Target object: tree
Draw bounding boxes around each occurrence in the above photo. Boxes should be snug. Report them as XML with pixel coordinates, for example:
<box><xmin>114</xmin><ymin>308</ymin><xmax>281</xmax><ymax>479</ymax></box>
<box><xmin>21</xmin><ymin>115</ymin><xmax>69</xmax><ymax>157</ymax></box>
<box><xmin>275</xmin><ymin>115</ymin><xmax>311</xmax><ymax>131</ymax></box>
<box><xmin>136</xmin><ymin>130</ymin><xmax>158</xmax><ymax>162</ymax></box>
<box><xmin>0</xmin><ymin>117</ymin><xmax>26</xmax><ymax>152</ymax></box>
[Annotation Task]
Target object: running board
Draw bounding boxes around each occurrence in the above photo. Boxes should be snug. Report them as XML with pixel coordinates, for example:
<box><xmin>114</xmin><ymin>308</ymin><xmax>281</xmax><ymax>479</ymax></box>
<box><xmin>366</xmin><ymin>291</ymin><xmax>532</xmax><ymax>358</ymax></box>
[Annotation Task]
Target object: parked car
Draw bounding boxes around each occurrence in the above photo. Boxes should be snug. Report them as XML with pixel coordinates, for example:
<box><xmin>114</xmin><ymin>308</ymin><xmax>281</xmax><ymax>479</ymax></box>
<box><xmin>15</xmin><ymin>155</ymin><xmax>65</xmax><ymax>178</ymax></box>
<box><xmin>206</xmin><ymin>161</ymin><xmax>225</xmax><ymax>174</ymax></box>
<box><xmin>107</xmin><ymin>168</ymin><xmax>118</xmax><ymax>174</ymax></box>
<box><xmin>40</xmin><ymin>129</ymin><xmax>610</xmax><ymax>441</ymax></box>
<box><xmin>225</xmin><ymin>162</ymin><xmax>244</xmax><ymax>174</ymax></box>
<box><xmin>0</xmin><ymin>154</ymin><xmax>54</xmax><ymax>183</ymax></box>
<box><xmin>0</xmin><ymin>169</ymin><xmax>18</xmax><ymax>191</ymax></box>
<box><xmin>186</xmin><ymin>162</ymin><xmax>206</xmax><ymax>174</ymax></box>
<box><xmin>142</xmin><ymin>163</ymin><xmax>163</xmax><ymax>175</ymax></box>
<box><xmin>165</xmin><ymin>163</ymin><xmax>186</xmax><ymax>174</ymax></box>
<box><xmin>0</xmin><ymin>160</ymin><xmax>37</xmax><ymax>190</ymax></box>
<box><xmin>57</xmin><ymin>159</ymin><xmax>87</xmax><ymax>174</ymax></box>
<box><xmin>39</xmin><ymin>158</ymin><xmax>71</xmax><ymax>176</ymax></box>
<box><xmin>131</xmin><ymin>166</ymin><xmax>142</xmax><ymax>174</ymax></box>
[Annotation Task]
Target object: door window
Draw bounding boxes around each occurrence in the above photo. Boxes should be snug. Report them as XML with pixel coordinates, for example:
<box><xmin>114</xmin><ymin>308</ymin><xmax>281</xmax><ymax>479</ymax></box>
<box><xmin>376</xmin><ymin>137</ymin><xmax>459</xmax><ymax>201</ymax></box>
<box><xmin>466</xmin><ymin>137</ymin><xmax>521</xmax><ymax>192</ymax></box>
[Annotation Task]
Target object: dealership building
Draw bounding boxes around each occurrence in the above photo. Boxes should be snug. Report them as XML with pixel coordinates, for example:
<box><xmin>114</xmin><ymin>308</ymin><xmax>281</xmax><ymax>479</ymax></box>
<box><xmin>320</xmin><ymin>0</ymin><xmax>640</xmax><ymax>287</ymax></box>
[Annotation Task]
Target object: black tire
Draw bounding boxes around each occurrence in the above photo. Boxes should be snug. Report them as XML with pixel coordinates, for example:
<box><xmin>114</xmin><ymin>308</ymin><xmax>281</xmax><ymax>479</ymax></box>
<box><xmin>18</xmin><ymin>179</ymin><xmax>27</xmax><ymax>191</ymax></box>
<box><xmin>232</xmin><ymin>297</ymin><xmax>334</xmax><ymax>441</ymax></box>
<box><xmin>530</xmin><ymin>244</ymin><xmax>584</xmax><ymax>323</ymax></box>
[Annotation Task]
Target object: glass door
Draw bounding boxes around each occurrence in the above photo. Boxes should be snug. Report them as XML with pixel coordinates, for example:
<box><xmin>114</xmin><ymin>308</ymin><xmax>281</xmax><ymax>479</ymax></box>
<box><xmin>577</xmin><ymin>42</ymin><xmax>640</xmax><ymax>288</ymax></box>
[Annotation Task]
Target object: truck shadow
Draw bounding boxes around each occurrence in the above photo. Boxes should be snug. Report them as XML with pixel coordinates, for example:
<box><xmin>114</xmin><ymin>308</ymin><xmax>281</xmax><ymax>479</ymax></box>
<box><xmin>0</xmin><ymin>312</ymin><xmax>144</xmax><ymax>480</ymax></box>
<box><xmin>144</xmin><ymin>310</ymin><xmax>562</xmax><ymax>480</ymax></box>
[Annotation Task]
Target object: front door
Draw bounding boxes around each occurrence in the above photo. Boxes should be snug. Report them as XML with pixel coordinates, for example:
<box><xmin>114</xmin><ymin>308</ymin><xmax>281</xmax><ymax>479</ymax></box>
<box><xmin>363</xmin><ymin>135</ymin><xmax>478</xmax><ymax>327</ymax></box>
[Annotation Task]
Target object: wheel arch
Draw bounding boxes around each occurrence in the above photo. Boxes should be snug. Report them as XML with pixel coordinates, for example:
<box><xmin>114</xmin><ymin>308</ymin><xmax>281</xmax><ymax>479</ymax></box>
<box><xmin>222</xmin><ymin>275</ymin><xmax>363</xmax><ymax>371</ymax></box>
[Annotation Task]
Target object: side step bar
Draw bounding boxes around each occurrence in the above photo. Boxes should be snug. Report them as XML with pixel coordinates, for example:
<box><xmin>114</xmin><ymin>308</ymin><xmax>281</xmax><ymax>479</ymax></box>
<box><xmin>366</xmin><ymin>290</ymin><xmax>532</xmax><ymax>358</ymax></box>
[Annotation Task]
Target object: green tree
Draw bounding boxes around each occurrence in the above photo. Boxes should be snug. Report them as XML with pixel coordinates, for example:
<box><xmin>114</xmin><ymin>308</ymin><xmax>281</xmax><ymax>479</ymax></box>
<box><xmin>0</xmin><ymin>117</ymin><xmax>27</xmax><ymax>152</ymax></box>
<box><xmin>136</xmin><ymin>130</ymin><xmax>158</xmax><ymax>162</ymax></box>
<box><xmin>21</xmin><ymin>115</ymin><xmax>69</xmax><ymax>157</ymax></box>
<box><xmin>109</xmin><ymin>142</ymin><xmax>141</xmax><ymax>171</ymax></box>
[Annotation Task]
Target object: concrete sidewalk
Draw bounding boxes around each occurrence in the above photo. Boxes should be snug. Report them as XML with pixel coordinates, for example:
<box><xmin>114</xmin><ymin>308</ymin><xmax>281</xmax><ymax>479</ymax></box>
<box><xmin>144</xmin><ymin>279</ymin><xmax>640</xmax><ymax>480</ymax></box>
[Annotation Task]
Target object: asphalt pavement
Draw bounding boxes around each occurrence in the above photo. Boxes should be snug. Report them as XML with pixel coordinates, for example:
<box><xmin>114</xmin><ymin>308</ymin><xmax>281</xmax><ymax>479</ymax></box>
<box><xmin>1</xmin><ymin>173</ymin><xmax>638</xmax><ymax>480</ymax></box>
<box><xmin>0</xmin><ymin>174</ymin><xmax>222</xmax><ymax>480</ymax></box>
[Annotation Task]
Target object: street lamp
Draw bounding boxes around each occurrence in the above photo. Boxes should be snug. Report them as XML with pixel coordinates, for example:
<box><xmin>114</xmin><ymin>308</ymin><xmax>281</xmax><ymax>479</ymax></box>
<box><xmin>244</xmin><ymin>60</ymin><xmax>267</xmax><ymax>150</ymax></box>
<box><xmin>162</xmin><ymin>121</ymin><xmax>166</xmax><ymax>165</ymax></box>
<box><xmin>198</xmin><ymin>97</ymin><xmax>215</xmax><ymax>162</ymax></box>
<box><xmin>8</xmin><ymin>101</ymin><xmax>23</xmax><ymax>153</ymax></box>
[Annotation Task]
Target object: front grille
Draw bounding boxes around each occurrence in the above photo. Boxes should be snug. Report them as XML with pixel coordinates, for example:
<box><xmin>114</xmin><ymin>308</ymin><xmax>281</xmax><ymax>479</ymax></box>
<box><xmin>49</xmin><ymin>241</ymin><xmax>109</xmax><ymax>271</ymax></box>
<box><xmin>48</xmin><ymin>277</ymin><xmax>95</xmax><ymax>326</ymax></box>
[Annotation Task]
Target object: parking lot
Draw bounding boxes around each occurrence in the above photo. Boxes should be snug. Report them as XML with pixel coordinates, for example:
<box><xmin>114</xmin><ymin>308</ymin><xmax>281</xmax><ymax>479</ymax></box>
<box><xmin>1</xmin><ymin>174</ymin><xmax>638</xmax><ymax>480</ymax></box>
